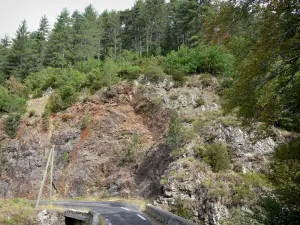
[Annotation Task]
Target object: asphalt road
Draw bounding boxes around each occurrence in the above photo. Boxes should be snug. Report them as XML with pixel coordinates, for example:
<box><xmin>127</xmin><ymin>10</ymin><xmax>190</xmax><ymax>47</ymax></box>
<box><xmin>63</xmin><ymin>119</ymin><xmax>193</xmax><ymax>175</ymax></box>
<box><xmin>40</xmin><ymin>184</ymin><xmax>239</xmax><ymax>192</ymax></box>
<box><xmin>47</xmin><ymin>200</ymin><xmax>154</xmax><ymax>225</ymax></box>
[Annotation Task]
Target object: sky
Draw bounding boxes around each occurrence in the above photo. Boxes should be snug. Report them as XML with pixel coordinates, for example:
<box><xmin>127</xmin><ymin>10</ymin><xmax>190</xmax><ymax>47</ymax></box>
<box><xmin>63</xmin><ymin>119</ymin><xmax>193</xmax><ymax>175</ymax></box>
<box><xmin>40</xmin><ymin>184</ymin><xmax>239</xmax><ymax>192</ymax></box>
<box><xmin>0</xmin><ymin>0</ymin><xmax>136</xmax><ymax>39</ymax></box>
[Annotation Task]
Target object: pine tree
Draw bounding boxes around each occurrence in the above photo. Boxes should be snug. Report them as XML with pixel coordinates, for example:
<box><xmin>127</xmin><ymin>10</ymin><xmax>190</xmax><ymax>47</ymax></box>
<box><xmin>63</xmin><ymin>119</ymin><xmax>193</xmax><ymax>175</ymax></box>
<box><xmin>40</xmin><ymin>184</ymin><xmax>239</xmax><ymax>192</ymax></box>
<box><xmin>99</xmin><ymin>10</ymin><xmax>121</xmax><ymax>58</ymax></box>
<box><xmin>45</xmin><ymin>9</ymin><xmax>72</xmax><ymax>67</ymax></box>
<box><xmin>0</xmin><ymin>35</ymin><xmax>11</xmax><ymax>82</ymax></box>
<box><xmin>27</xmin><ymin>16</ymin><xmax>50</xmax><ymax>72</ymax></box>
<box><xmin>7</xmin><ymin>20</ymin><xmax>32</xmax><ymax>79</ymax></box>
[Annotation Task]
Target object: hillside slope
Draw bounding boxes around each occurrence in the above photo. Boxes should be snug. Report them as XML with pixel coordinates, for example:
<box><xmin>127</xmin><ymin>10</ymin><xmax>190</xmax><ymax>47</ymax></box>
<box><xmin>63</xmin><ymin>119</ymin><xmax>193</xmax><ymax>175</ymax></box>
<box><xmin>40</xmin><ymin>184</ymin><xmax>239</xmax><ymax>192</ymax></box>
<box><xmin>0</xmin><ymin>75</ymin><xmax>289</xmax><ymax>224</ymax></box>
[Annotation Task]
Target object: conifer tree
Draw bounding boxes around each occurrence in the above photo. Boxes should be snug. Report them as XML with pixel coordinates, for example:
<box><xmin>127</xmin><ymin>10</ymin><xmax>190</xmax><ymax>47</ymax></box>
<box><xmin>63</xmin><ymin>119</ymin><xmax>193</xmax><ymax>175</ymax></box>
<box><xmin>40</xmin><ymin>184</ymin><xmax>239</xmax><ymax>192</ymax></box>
<box><xmin>45</xmin><ymin>9</ymin><xmax>72</xmax><ymax>67</ymax></box>
<box><xmin>7</xmin><ymin>20</ymin><xmax>31</xmax><ymax>79</ymax></box>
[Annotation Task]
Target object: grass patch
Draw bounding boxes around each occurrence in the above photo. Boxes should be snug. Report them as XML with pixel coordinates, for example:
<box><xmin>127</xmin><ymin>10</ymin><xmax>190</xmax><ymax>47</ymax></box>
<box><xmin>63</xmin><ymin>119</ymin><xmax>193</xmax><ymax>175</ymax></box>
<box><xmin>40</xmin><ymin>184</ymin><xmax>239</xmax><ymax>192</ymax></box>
<box><xmin>0</xmin><ymin>198</ymin><xmax>37</xmax><ymax>225</ymax></box>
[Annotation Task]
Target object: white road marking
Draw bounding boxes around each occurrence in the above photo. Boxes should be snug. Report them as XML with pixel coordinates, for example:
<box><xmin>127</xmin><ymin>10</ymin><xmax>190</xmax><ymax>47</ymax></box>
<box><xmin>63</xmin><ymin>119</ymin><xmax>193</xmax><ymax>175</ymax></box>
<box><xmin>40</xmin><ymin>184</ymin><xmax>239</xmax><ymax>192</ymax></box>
<box><xmin>120</xmin><ymin>207</ymin><xmax>131</xmax><ymax>211</ymax></box>
<box><xmin>105</xmin><ymin>218</ymin><xmax>112</xmax><ymax>225</ymax></box>
<box><xmin>137</xmin><ymin>214</ymin><xmax>147</xmax><ymax>220</ymax></box>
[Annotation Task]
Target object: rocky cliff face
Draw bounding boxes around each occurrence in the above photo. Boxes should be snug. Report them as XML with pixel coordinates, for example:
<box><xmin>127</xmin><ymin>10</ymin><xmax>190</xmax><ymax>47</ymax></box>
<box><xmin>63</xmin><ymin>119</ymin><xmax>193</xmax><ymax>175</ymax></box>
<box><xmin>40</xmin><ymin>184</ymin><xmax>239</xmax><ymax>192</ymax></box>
<box><xmin>0</xmin><ymin>75</ymin><xmax>288</xmax><ymax>224</ymax></box>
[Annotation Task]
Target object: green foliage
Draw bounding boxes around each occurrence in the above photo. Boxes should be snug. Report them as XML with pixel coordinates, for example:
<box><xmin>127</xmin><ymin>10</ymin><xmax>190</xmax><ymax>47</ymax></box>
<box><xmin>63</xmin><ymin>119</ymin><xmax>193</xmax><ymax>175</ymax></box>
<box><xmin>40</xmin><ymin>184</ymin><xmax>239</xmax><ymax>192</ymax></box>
<box><xmin>63</xmin><ymin>151</ymin><xmax>69</xmax><ymax>162</ymax></box>
<box><xmin>25</xmin><ymin>67</ymin><xmax>86</xmax><ymax>97</ymax></box>
<box><xmin>103</xmin><ymin>58</ymin><xmax>120</xmax><ymax>89</ymax></box>
<box><xmin>166</xmin><ymin>112</ymin><xmax>184</xmax><ymax>151</ymax></box>
<box><xmin>165</xmin><ymin>45</ymin><xmax>234</xmax><ymax>79</ymax></box>
<box><xmin>196</xmin><ymin>142</ymin><xmax>231</xmax><ymax>172</ymax></box>
<box><xmin>269</xmin><ymin>139</ymin><xmax>300</xmax><ymax>209</ymax></box>
<box><xmin>200</xmin><ymin>73</ymin><xmax>214</xmax><ymax>88</ymax></box>
<box><xmin>81</xmin><ymin>114</ymin><xmax>90</xmax><ymax>130</ymax></box>
<box><xmin>171</xmin><ymin>197</ymin><xmax>194</xmax><ymax>220</ymax></box>
<box><xmin>117</xmin><ymin>51</ymin><xmax>141</xmax><ymax>81</ymax></box>
<box><xmin>144</xmin><ymin>65</ymin><xmax>165</xmax><ymax>83</ymax></box>
<box><xmin>160</xmin><ymin>178</ymin><xmax>168</xmax><ymax>185</ymax></box>
<box><xmin>0</xmin><ymin>87</ymin><xmax>26</xmax><ymax>114</ymax></box>
<box><xmin>4</xmin><ymin>114</ymin><xmax>21</xmax><ymax>137</ymax></box>
<box><xmin>0</xmin><ymin>198</ymin><xmax>37</xmax><ymax>225</ymax></box>
<box><xmin>46</xmin><ymin>85</ymin><xmax>78</xmax><ymax>113</ymax></box>
<box><xmin>255</xmin><ymin>197</ymin><xmax>300</xmax><ymax>225</ymax></box>
<box><xmin>195</xmin><ymin>96</ymin><xmax>205</xmax><ymax>108</ymax></box>
<box><xmin>124</xmin><ymin>132</ymin><xmax>141</xmax><ymax>164</ymax></box>
<box><xmin>221</xmin><ymin>207</ymin><xmax>260</xmax><ymax>225</ymax></box>
<box><xmin>74</xmin><ymin>58</ymin><xmax>103</xmax><ymax>74</ymax></box>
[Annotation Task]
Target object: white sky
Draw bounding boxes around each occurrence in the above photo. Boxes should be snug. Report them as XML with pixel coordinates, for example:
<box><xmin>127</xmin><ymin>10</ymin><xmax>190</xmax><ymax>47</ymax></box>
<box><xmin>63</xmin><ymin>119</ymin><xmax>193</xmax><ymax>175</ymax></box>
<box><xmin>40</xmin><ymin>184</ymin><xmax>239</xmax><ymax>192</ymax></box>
<box><xmin>0</xmin><ymin>0</ymin><xmax>136</xmax><ymax>39</ymax></box>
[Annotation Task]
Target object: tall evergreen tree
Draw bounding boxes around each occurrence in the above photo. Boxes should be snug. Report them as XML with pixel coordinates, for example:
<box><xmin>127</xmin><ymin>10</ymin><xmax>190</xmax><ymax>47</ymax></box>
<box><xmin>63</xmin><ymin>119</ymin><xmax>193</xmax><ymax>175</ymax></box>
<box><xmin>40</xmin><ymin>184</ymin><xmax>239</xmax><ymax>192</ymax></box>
<box><xmin>45</xmin><ymin>9</ymin><xmax>72</xmax><ymax>67</ymax></box>
<box><xmin>7</xmin><ymin>20</ymin><xmax>31</xmax><ymax>79</ymax></box>
<box><xmin>28</xmin><ymin>16</ymin><xmax>50</xmax><ymax>72</ymax></box>
<box><xmin>0</xmin><ymin>35</ymin><xmax>11</xmax><ymax>82</ymax></box>
<box><xmin>71</xmin><ymin>5</ymin><xmax>100</xmax><ymax>61</ymax></box>
<box><xmin>99</xmin><ymin>10</ymin><xmax>121</xmax><ymax>58</ymax></box>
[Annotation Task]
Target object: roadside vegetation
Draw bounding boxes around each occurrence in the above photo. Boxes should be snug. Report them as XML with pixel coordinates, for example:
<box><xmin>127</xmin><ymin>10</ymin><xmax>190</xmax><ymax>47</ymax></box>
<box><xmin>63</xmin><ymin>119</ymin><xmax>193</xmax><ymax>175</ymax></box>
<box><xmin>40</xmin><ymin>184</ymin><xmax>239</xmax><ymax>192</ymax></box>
<box><xmin>0</xmin><ymin>198</ymin><xmax>37</xmax><ymax>225</ymax></box>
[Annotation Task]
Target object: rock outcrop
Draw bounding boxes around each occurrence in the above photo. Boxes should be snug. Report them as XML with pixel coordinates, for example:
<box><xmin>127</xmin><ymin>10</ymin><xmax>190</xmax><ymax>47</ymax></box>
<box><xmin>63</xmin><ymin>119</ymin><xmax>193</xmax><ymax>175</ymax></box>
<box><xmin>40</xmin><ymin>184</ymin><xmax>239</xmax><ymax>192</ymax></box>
<box><xmin>0</xmin><ymin>75</ymin><xmax>288</xmax><ymax>224</ymax></box>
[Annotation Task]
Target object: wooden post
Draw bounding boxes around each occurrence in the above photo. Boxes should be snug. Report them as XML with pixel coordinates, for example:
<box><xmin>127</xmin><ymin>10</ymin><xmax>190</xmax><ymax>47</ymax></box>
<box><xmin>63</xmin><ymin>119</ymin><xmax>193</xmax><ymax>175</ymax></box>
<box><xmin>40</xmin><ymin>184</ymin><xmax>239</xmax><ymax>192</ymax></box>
<box><xmin>49</xmin><ymin>146</ymin><xmax>55</xmax><ymax>204</ymax></box>
<box><xmin>35</xmin><ymin>146</ymin><xmax>53</xmax><ymax>209</ymax></box>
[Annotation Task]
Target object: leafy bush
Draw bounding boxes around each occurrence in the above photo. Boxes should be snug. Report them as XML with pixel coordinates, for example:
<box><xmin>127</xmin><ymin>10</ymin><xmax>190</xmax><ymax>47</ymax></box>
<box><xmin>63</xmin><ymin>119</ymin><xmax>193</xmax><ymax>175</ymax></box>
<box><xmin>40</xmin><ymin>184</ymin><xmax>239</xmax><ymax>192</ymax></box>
<box><xmin>74</xmin><ymin>58</ymin><xmax>103</xmax><ymax>74</ymax></box>
<box><xmin>81</xmin><ymin>114</ymin><xmax>90</xmax><ymax>130</ymax></box>
<box><xmin>123</xmin><ymin>132</ymin><xmax>141</xmax><ymax>164</ymax></box>
<box><xmin>165</xmin><ymin>44</ymin><xmax>234</xmax><ymax>79</ymax></box>
<box><xmin>118</xmin><ymin>66</ymin><xmax>141</xmax><ymax>81</ymax></box>
<box><xmin>195</xmin><ymin>97</ymin><xmax>205</xmax><ymax>108</ymax></box>
<box><xmin>171</xmin><ymin>197</ymin><xmax>194</xmax><ymax>220</ymax></box>
<box><xmin>200</xmin><ymin>73</ymin><xmax>214</xmax><ymax>88</ymax></box>
<box><xmin>269</xmin><ymin>139</ymin><xmax>300</xmax><ymax>210</ymax></box>
<box><xmin>117</xmin><ymin>51</ymin><xmax>142</xmax><ymax>81</ymax></box>
<box><xmin>196</xmin><ymin>142</ymin><xmax>231</xmax><ymax>172</ymax></box>
<box><xmin>4</xmin><ymin>114</ymin><xmax>21</xmax><ymax>137</ymax></box>
<box><xmin>255</xmin><ymin>197</ymin><xmax>300</xmax><ymax>225</ymax></box>
<box><xmin>144</xmin><ymin>65</ymin><xmax>165</xmax><ymax>83</ymax></box>
<box><xmin>0</xmin><ymin>87</ymin><xmax>26</xmax><ymax>114</ymax></box>
<box><xmin>25</xmin><ymin>67</ymin><xmax>86</xmax><ymax>97</ymax></box>
<box><xmin>166</xmin><ymin>112</ymin><xmax>184</xmax><ymax>151</ymax></box>
<box><xmin>46</xmin><ymin>85</ymin><xmax>78</xmax><ymax>113</ymax></box>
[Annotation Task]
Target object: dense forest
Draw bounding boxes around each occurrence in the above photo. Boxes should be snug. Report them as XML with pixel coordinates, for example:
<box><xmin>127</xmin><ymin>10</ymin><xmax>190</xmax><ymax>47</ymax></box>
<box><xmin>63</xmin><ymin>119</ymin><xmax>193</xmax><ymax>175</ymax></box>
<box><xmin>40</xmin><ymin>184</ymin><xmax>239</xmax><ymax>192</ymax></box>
<box><xmin>0</xmin><ymin>0</ymin><xmax>299</xmax><ymax>224</ymax></box>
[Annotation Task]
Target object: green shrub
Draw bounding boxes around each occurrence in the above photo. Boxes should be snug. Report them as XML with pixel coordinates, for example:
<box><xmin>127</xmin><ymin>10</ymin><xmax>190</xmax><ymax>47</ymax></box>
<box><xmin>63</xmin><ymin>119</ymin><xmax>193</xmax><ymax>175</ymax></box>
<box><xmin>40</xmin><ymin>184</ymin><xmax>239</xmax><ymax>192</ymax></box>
<box><xmin>81</xmin><ymin>114</ymin><xmax>90</xmax><ymax>130</ymax></box>
<box><xmin>74</xmin><ymin>58</ymin><xmax>103</xmax><ymax>74</ymax></box>
<box><xmin>232</xmin><ymin>184</ymin><xmax>255</xmax><ymax>205</ymax></box>
<box><xmin>63</xmin><ymin>152</ymin><xmax>69</xmax><ymax>162</ymax></box>
<box><xmin>171</xmin><ymin>197</ymin><xmax>194</xmax><ymax>220</ymax></box>
<box><xmin>5</xmin><ymin>114</ymin><xmax>21</xmax><ymax>137</ymax></box>
<box><xmin>200</xmin><ymin>73</ymin><xmax>214</xmax><ymax>88</ymax></box>
<box><xmin>160</xmin><ymin>178</ymin><xmax>168</xmax><ymax>185</ymax></box>
<box><xmin>195</xmin><ymin>97</ymin><xmax>205</xmax><ymax>108</ymax></box>
<box><xmin>86</xmin><ymin>69</ymin><xmax>107</xmax><ymax>92</ymax></box>
<box><xmin>166</xmin><ymin>112</ymin><xmax>184</xmax><ymax>151</ymax></box>
<box><xmin>25</xmin><ymin>67</ymin><xmax>86</xmax><ymax>98</ymax></box>
<box><xmin>103</xmin><ymin>58</ymin><xmax>120</xmax><ymax>89</ymax></box>
<box><xmin>117</xmin><ymin>51</ymin><xmax>142</xmax><ymax>81</ymax></box>
<box><xmin>144</xmin><ymin>65</ymin><xmax>165</xmax><ymax>83</ymax></box>
<box><xmin>192</xmin><ymin>118</ymin><xmax>205</xmax><ymax>132</ymax></box>
<box><xmin>118</xmin><ymin>66</ymin><xmax>141</xmax><ymax>81</ymax></box>
<box><xmin>123</xmin><ymin>132</ymin><xmax>141</xmax><ymax>164</ymax></box>
<box><xmin>46</xmin><ymin>85</ymin><xmax>78</xmax><ymax>113</ymax></box>
<box><xmin>196</xmin><ymin>142</ymin><xmax>231</xmax><ymax>172</ymax></box>
<box><xmin>0</xmin><ymin>87</ymin><xmax>26</xmax><ymax>114</ymax></box>
<box><xmin>165</xmin><ymin>44</ymin><xmax>234</xmax><ymax>78</ymax></box>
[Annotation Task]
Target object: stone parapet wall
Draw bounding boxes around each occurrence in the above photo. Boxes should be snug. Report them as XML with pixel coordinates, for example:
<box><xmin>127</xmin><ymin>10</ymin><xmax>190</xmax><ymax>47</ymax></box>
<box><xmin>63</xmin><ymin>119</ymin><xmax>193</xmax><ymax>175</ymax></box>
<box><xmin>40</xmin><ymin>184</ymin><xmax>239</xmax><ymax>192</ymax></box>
<box><xmin>145</xmin><ymin>204</ymin><xmax>199</xmax><ymax>225</ymax></box>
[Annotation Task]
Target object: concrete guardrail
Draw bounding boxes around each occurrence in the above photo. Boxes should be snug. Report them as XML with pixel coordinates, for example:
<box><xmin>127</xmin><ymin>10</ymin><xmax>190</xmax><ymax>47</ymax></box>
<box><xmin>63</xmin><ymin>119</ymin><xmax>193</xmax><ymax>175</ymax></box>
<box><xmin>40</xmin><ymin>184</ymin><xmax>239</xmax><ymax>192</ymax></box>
<box><xmin>64</xmin><ymin>210</ymin><xmax>100</xmax><ymax>225</ymax></box>
<box><xmin>145</xmin><ymin>204</ymin><xmax>199</xmax><ymax>225</ymax></box>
